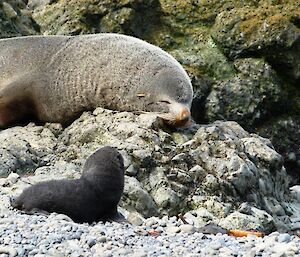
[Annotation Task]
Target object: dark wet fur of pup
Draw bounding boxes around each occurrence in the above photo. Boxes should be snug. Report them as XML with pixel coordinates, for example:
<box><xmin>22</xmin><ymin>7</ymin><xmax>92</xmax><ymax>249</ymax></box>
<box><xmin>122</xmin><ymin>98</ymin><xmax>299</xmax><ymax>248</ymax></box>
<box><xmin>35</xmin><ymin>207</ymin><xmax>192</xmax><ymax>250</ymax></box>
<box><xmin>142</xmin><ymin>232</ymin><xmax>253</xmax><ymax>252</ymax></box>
<box><xmin>11</xmin><ymin>146</ymin><xmax>125</xmax><ymax>223</ymax></box>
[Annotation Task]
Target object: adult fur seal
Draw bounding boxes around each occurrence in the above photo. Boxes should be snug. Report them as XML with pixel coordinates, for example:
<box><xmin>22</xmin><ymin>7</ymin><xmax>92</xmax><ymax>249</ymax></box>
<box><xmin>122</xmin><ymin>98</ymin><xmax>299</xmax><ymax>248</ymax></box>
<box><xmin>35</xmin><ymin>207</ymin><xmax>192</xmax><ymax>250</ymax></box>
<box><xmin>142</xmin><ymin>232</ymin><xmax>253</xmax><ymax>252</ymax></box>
<box><xmin>11</xmin><ymin>146</ymin><xmax>125</xmax><ymax>223</ymax></box>
<box><xmin>0</xmin><ymin>33</ymin><xmax>193</xmax><ymax>128</ymax></box>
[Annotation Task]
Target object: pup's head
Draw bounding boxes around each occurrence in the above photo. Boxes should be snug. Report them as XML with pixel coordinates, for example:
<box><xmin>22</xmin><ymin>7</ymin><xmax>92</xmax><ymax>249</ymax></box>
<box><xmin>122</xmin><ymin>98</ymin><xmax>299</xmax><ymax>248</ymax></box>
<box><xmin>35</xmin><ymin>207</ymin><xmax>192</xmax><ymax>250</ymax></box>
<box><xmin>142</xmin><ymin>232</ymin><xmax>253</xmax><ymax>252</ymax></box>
<box><xmin>81</xmin><ymin>146</ymin><xmax>125</xmax><ymax>194</ymax></box>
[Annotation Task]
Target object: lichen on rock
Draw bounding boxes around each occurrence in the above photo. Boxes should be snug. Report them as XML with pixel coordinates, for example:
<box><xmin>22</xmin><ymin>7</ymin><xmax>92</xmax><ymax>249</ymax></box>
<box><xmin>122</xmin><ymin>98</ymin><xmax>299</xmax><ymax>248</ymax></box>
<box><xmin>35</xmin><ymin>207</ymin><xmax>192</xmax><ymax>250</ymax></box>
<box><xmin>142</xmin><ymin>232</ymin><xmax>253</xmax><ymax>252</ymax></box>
<box><xmin>27</xmin><ymin>0</ymin><xmax>160</xmax><ymax>36</ymax></box>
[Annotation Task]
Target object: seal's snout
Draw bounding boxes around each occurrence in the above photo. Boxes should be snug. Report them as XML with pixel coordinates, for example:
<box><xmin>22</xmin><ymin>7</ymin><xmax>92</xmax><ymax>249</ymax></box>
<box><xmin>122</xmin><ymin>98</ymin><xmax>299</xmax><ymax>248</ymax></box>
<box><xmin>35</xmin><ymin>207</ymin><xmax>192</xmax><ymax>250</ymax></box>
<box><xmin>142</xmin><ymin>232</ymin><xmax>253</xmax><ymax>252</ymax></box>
<box><xmin>159</xmin><ymin>103</ymin><xmax>192</xmax><ymax>128</ymax></box>
<box><xmin>176</xmin><ymin>106</ymin><xmax>190</xmax><ymax>122</ymax></box>
<box><xmin>174</xmin><ymin>106</ymin><xmax>192</xmax><ymax>127</ymax></box>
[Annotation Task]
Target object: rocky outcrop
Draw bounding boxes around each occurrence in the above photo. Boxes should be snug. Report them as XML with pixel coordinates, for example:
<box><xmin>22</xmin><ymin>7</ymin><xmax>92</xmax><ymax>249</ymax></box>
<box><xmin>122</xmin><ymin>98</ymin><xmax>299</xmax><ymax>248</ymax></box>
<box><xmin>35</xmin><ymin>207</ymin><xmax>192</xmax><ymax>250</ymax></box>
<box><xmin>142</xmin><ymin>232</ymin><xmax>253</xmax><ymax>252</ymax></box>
<box><xmin>27</xmin><ymin>0</ymin><xmax>159</xmax><ymax>37</ymax></box>
<box><xmin>211</xmin><ymin>3</ymin><xmax>300</xmax><ymax>82</ymax></box>
<box><xmin>0</xmin><ymin>108</ymin><xmax>297</xmax><ymax>232</ymax></box>
<box><xmin>161</xmin><ymin>0</ymin><xmax>300</xmax><ymax>179</ymax></box>
<box><xmin>257</xmin><ymin>116</ymin><xmax>300</xmax><ymax>185</ymax></box>
<box><xmin>1</xmin><ymin>0</ymin><xmax>297</xmax><ymax>179</ymax></box>
<box><xmin>0</xmin><ymin>124</ymin><xmax>58</xmax><ymax>176</ymax></box>
<box><xmin>0</xmin><ymin>0</ymin><xmax>39</xmax><ymax>37</ymax></box>
<box><xmin>204</xmin><ymin>58</ymin><xmax>285</xmax><ymax>129</ymax></box>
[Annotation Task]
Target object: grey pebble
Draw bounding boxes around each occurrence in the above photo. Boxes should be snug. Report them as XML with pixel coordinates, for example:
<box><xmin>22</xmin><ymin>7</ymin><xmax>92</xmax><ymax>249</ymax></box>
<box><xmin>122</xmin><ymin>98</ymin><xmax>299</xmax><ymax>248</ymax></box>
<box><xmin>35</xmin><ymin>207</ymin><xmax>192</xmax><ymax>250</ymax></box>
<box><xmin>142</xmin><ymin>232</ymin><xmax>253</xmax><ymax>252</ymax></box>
<box><xmin>277</xmin><ymin>233</ymin><xmax>291</xmax><ymax>243</ymax></box>
<box><xmin>16</xmin><ymin>248</ymin><xmax>25</xmax><ymax>256</ymax></box>
<box><xmin>24</xmin><ymin>244</ymin><xmax>35</xmax><ymax>251</ymax></box>
<box><xmin>0</xmin><ymin>211</ymin><xmax>300</xmax><ymax>257</ymax></box>
<box><xmin>28</xmin><ymin>249</ymin><xmax>40</xmax><ymax>256</ymax></box>
<box><xmin>179</xmin><ymin>224</ymin><xmax>196</xmax><ymax>234</ymax></box>
<box><xmin>6</xmin><ymin>173</ymin><xmax>19</xmax><ymax>184</ymax></box>
<box><xmin>98</xmin><ymin>236</ymin><xmax>107</xmax><ymax>243</ymax></box>
<box><xmin>165</xmin><ymin>226</ymin><xmax>181</xmax><ymax>234</ymax></box>
<box><xmin>86</xmin><ymin>237</ymin><xmax>97</xmax><ymax>247</ymax></box>
<box><xmin>0</xmin><ymin>246</ymin><xmax>17</xmax><ymax>257</ymax></box>
<box><xmin>132</xmin><ymin>250</ymin><xmax>148</xmax><ymax>257</ymax></box>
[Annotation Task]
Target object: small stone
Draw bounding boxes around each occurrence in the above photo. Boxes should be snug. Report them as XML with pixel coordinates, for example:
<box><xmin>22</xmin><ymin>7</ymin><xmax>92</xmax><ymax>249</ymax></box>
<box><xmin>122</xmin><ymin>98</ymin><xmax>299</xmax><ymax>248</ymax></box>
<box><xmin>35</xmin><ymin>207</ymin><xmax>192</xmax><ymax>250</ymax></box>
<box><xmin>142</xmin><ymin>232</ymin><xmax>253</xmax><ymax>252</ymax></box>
<box><xmin>277</xmin><ymin>233</ymin><xmax>291</xmax><ymax>243</ymax></box>
<box><xmin>54</xmin><ymin>214</ymin><xmax>73</xmax><ymax>222</ymax></box>
<box><xmin>243</xmin><ymin>249</ymin><xmax>256</xmax><ymax>257</ymax></box>
<box><xmin>28</xmin><ymin>249</ymin><xmax>39</xmax><ymax>255</ymax></box>
<box><xmin>98</xmin><ymin>236</ymin><xmax>107</xmax><ymax>243</ymax></box>
<box><xmin>134</xmin><ymin>228</ymin><xmax>148</xmax><ymax>236</ymax></box>
<box><xmin>26</xmin><ymin>244</ymin><xmax>36</xmax><ymax>251</ymax></box>
<box><xmin>127</xmin><ymin>212</ymin><xmax>144</xmax><ymax>226</ymax></box>
<box><xmin>158</xmin><ymin>221</ymin><xmax>167</xmax><ymax>227</ymax></box>
<box><xmin>125</xmin><ymin>164</ymin><xmax>138</xmax><ymax>176</ymax></box>
<box><xmin>0</xmin><ymin>246</ymin><xmax>18</xmax><ymax>257</ymax></box>
<box><xmin>16</xmin><ymin>248</ymin><xmax>26</xmax><ymax>256</ymax></box>
<box><xmin>179</xmin><ymin>224</ymin><xmax>196</xmax><ymax>234</ymax></box>
<box><xmin>144</xmin><ymin>218</ymin><xmax>159</xmax><ymax>228</ymax></box>
<box><xmin>171</xmin><ymin>153</ymin><xmax>186</xmax><ymax>162</ymax></box>
<box><xmin>287</xmin><ymin>152</ymin><xmax>296</xmax><ymax>162</ymax></box>
<box><xmin>47</xmin><ymin>250</ymin><xmax>63</xmax><ymax>257</ymax></box>
<box><xmin>132</xmin><ymin>250</ymin><xmax>147</xmax><ymax>257</ymax></box>
<box><xmin>87</xmin><ymin>237</ymin><xmax>97</xmax><ymax>247</ymax></box>
<box><xmin>165</xmin><ymin>226</ymin><xmax>181</xmax><ymax>234</ymax></box>
<box><xmin>169</xmin><ymin>216</ymin><xmax>178</xmax><ymax>223</ymax></box>
<box><xmin>3</xmin><ymin>236</ymin><xmax>10</xmax><ymax>244</ymax></box>
<box><xmin>6</xmin><ymin>173</ymin><xmax>19</xmax><ymax>184</ymax></box>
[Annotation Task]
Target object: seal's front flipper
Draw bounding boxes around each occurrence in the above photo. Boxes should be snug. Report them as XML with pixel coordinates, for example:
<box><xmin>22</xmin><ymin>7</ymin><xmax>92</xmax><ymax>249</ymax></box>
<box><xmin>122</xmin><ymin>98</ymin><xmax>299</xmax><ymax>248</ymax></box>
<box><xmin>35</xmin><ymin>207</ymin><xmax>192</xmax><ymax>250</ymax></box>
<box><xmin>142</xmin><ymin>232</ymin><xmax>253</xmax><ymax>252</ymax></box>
<box><xmin>10</xmin><ymin>196</ymin><xmax>49</xmax><ymax>216</ymax></box>
<box><xmin>0</xmin><ymin>75</ymin><xmax>38</xmax><ymax>128</ymax></box>
<box><xmin>109</xmin><ymin>212</ymin><xmax>128</xmax><ymax>223</ymax></box>
<box><xmin>25</xmin><ymin>208</ymin><xmax>50</xmax><ymax>216</ymax></box>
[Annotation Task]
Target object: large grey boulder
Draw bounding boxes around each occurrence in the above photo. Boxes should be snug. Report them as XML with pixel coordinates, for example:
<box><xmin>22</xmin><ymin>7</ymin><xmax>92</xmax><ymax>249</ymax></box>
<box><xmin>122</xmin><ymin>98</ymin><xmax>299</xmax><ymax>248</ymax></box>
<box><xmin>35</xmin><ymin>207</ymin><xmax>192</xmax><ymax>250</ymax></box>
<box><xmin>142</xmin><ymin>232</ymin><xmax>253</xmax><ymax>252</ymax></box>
<box><xmin>0</xmin><ymin>108</ymin><xmax>297</xmax><ymax>232</ymax></box>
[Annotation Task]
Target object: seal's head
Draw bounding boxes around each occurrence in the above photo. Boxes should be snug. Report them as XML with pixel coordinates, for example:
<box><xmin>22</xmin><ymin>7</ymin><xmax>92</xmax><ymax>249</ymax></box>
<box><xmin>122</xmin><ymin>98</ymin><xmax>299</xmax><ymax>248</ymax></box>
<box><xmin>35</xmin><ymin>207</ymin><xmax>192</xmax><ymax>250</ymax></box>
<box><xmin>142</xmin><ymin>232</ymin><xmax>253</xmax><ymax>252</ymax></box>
<box><xmin>136</xmin><ymin>67</ymin><xmax>193</xmax><ymax>128</ymax></box>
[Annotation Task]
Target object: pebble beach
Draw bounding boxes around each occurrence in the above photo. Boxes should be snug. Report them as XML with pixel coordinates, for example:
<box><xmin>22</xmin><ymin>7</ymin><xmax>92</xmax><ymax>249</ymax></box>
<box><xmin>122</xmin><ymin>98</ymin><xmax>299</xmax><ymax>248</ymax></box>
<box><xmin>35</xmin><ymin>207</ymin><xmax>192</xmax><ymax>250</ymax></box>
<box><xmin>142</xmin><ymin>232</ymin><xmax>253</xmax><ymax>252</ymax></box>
<box><xmin>0</xmin><ymin>211</ymin><xmax>299</xmax><ymax>257</ymax></box>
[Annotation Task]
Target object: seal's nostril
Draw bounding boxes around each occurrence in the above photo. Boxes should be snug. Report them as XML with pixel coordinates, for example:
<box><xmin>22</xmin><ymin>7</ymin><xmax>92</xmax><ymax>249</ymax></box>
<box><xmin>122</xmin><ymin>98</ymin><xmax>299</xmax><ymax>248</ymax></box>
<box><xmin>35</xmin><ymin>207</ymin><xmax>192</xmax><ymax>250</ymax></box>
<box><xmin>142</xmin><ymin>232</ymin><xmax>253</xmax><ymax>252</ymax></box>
<box><xmin>180</xmin><ymin>108</ymin><xmax>191</xmax><ymax>120</ymax></box>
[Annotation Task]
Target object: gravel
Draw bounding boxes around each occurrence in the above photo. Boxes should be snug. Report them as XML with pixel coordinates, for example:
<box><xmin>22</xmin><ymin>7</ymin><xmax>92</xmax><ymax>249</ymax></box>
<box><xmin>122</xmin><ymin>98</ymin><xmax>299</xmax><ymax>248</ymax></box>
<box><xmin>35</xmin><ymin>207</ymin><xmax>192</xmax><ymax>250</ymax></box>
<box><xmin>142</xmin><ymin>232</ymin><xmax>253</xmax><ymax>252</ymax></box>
<box><xmin>0</xmin><ymin>211</ymin><xmax>299</xmax><ymax>257</ymax></box>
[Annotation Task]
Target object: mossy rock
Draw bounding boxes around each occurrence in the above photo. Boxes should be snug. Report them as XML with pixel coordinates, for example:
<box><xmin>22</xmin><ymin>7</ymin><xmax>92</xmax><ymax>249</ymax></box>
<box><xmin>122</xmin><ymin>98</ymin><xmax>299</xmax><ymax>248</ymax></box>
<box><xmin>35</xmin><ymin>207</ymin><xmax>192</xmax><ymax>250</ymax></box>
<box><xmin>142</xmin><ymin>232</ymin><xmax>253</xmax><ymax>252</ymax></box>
<box><xmin>0</xmin><ymin>0</ymin><xmax>39</xmax><ymax>38</ymax></box>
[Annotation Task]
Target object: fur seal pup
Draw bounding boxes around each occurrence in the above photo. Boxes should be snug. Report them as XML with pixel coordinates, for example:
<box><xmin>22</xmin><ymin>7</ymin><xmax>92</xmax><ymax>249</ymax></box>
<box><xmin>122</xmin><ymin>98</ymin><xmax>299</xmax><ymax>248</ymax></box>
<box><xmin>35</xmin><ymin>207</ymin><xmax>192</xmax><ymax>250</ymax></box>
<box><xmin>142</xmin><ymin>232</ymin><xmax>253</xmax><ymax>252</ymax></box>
<box><xmin>11</xmin><ymin>146</ymin><xmax>125</xmax><ymax>223</ymax></box>
<box><xmin>0</xmin><ymin>33</ymin><xmax>193</xmax><ymax>128</ymax></box>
